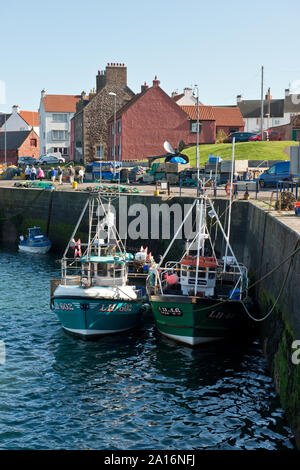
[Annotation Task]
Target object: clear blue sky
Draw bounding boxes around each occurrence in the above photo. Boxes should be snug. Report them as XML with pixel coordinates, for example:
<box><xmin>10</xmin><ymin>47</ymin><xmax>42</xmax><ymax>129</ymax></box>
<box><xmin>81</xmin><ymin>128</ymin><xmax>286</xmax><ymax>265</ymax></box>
<box><xmin>1</xmin><ymin>0</ymin><xmax>300</xmax><ymax>113</ymax></box>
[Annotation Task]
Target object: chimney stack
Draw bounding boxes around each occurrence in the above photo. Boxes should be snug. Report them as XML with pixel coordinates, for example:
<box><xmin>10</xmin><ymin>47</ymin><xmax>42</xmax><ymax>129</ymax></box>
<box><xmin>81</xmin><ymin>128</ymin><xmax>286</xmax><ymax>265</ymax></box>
<box><xmin>41</xmin><ymin>89</ymin><xmax>46</xmax><ymax>99</ymax></box>
<box><xmin>141</xmin><ymin>82</ymin><xmax>149</xmax><ymax>93</ymax></box>
<box><xmin>265</xmin><ymin>88</ymin><xmax>272</xmax><ymax>100</ymax></box>
<box><xmin>153</xmin><ymin>76</ymin><xmax>160</xmax><ymax>88</ymax></box>
<box><xmin>285</xmin><ymin>88</ymin><xmax>290</xmax><ymax>97</ymax></box>
<box><xmin>81</xmin><ymin>90</ymin><xmax>87</xmax><ymax>100</ymax></box>
<box><xmin>12</xmin><ymin>105</ymin><xmax>20</xmax><ymax>114</ymax></box>
<box><xmin>236</xmin><ymin>94</ymin><xmax>242</xmax><ymax>103</ymax></box>
<box><xmin>96</xmin><ymin>63</ymin><xmax>127</xmax><ymax>92</ymax></box>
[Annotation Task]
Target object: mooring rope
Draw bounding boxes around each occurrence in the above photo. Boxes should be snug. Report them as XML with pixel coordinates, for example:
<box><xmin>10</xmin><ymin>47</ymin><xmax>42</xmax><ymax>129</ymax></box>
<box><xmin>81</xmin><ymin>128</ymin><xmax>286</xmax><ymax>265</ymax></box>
<box><xmin>241</xmin><ymin>239</ymin><xmax>300</xmax><ymax>322</ymax></box>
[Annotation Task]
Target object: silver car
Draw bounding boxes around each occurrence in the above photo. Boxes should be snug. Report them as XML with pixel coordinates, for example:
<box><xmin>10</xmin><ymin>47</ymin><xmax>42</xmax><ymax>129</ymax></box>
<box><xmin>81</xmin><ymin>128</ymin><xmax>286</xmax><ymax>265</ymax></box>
<box><xmin>36</xmin><ymin>155</ymin><xmax>66</xmax><ymax>165</ymax></box>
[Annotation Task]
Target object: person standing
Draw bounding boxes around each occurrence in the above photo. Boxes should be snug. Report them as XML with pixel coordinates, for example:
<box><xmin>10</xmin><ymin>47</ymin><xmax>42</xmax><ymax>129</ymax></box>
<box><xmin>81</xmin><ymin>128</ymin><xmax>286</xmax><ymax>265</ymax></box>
<box><xmin>57</xmin><ymin>166</ymin><xmax>63</xmax><ymax>185</ymax></box>
<box><xmin>245</xmin><ymin>168</ymin><xmax>250</xmax><ymax>181</ymax></box>
<box><xmin>69</xmin><ymin>165</ymin><xmax>75</xmax><ymax>185</ymax></box>
<box><xmin>37</xmin><ymin>167</ymin><xmax>45</xmax><ymax>181</ymax></box>
<box><xmin>30</xmin><ymin>166</ymin><xmax>37</xmax><ymax>180</ymax></box>
<box><xmin>50</xmin><ymin>167</ymin><xmax>56</xmax><ymax>183</ymax></box>
<box><xmin>78</xmin><ymin>168</ymin><xmax>84</xmax><ymax>184</ymax></box>
<box><xmin>25</xmin><ymin>165</ymin><xmax>31</xmax><ymax>180</ymax></box>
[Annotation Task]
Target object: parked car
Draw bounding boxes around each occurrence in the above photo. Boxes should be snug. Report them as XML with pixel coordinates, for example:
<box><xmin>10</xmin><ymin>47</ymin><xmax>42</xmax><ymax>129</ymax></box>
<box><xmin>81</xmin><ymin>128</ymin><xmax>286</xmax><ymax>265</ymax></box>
<box><xmin>249</xmin><ymin>131</ymin><xmax>282</xmax><ymax>141</ymax></box>
<box><xmin>259</xmin><ymin>161</ymin><xmax>298</xmax><ymax>187</ymax></box>
<box><xmin>226</xmin><ymin>132</ymin><xmax>256</xmax><ymax>143</ymax></box>
<box><xmin>18</xmin><ymin>156</ymin><xmax>38</xmax><ymax>165</ymax></box>
<box><xmin>36</xmin><ymin>155</ymin><xmax>65</xmax><ymax>165</ymax></box>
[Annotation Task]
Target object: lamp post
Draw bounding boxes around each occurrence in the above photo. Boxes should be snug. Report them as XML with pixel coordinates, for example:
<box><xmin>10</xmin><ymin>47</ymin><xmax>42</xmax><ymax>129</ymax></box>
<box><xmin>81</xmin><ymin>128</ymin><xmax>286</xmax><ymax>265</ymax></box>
<box><xmin>4</xmin><ymin>113</ymin><xmax>7</xmax><ymax>167</ymax></box>
<box><xmin>109</xmin><ymin>92</ymin><xmax>117</xmax><ymax>180</ymax></box>
<box><xmin>193</xmin><ymin>84</ymin><xmax>200</xmax><ymax>195</ymax></box>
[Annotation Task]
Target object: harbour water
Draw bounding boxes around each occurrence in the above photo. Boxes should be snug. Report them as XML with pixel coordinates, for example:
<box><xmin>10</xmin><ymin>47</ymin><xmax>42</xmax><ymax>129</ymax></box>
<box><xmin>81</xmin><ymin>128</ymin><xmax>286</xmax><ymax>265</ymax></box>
<box><xmin>0</xmin><ymin>246</ymin><xmax>295</xmax><ymax>450</ymax></box>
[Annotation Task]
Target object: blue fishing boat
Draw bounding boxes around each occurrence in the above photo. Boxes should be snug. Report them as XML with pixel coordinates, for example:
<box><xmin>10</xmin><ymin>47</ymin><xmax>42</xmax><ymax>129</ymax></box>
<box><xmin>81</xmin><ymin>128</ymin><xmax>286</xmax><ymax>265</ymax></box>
<box><xmin>19</xmin><ymin>227</ymin><xmax>52</xmax><ymax>254</ymax></box>
<box><xmin>50</xmin><ymin>194</ymin><xmax>147</xmax><ymax>338</ymax></box>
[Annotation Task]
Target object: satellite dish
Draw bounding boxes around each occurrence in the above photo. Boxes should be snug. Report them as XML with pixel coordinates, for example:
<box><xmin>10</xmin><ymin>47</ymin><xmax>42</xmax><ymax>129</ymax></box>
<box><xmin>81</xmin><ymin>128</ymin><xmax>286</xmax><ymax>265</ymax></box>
<box><xmin>163</xmin><ymin>141</ymin><xmax>175</xmax><ymax>154</ymax></box>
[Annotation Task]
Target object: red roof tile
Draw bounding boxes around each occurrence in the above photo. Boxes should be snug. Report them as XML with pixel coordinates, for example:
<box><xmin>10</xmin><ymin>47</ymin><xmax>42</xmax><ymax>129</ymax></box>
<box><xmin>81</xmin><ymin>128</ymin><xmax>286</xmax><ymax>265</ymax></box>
<box><xmin>180</xmin><ymin>105</ymin><xmax>215</xmax><ymax>121</ymax></box>
<box><xmin>19</xmin><ymin>111</ymin><xmax>39</xmax><ymax>127</ymax></box>
<box><xmin>42</xmin><ymin>95</ymin><xmax>81</xmax><ymax>113</ymax></box>
<box><xmin>212</xmin><ymin>106</ymin><xmax>245</xmax><ymax>127</ymax></box>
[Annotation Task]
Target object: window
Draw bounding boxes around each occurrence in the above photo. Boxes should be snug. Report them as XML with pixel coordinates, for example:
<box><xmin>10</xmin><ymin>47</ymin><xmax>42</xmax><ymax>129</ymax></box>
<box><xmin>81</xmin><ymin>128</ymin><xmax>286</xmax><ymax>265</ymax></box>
<box><xmin>191</xmin><ymin>121</ymin><xmax>202</xmax><ymax>133</ymax></box>
<box><xmin>52</xmin><ymin>114</ymin><xmax>68</xmax><ymax>122</ymax></box>
<box><xmin>52</xmin><ymin>130</ymin><xmax>68</xmax><ymax>141</ymax></box>
<box><xmin>117</xmin><ymin>120</ymin><xmax>121</xmax><ymax>134</ymax></box>
<box><xmin>97</xmin><ymin>264</ymin><xmax>107</xmax><ymax>276</ymax></box>
<box><xmin>268</xmin><ymin>166</ymin><xmax>276</xmax><ymax>174</ymax></box>
<box><xmin>117</xmin><ymin>144</ymin><xmax>121</xmax><ymax>157</ymax></box>
<box><xmin>30</xmin><ymin>138</ymin><xmax>37</xmax><ymax>147</ymax></box>
<box><xmin>96</xmin><ymin>145</ymin><xmax>104</xmax><ymax>158</ymax></box>
<box><xmin>53</xmin><ymin>147</ymin><xmax>68</xmax><ymax>155</ymax></box>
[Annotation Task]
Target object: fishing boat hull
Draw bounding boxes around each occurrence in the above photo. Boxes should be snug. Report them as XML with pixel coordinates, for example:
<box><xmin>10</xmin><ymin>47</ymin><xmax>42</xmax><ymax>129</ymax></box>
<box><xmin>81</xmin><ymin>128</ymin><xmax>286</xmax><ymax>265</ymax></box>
<box><xmin>19</xmin><ymin>243</ymin><xmax>52</xmax><ymax>254</ymax></box>
<box><xmin>150</xmin><ymin>294</ymin><xmax>252</xmax><ymax>346</ymax></box>
<box><xmin>51</xmin><ymin>286</ymin><xmax>145</xmax><ymax>338</ymax></box>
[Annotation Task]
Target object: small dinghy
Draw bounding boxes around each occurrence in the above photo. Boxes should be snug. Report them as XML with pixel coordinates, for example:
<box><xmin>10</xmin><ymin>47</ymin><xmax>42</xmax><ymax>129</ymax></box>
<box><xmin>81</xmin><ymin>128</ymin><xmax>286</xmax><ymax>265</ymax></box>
<box><xmin>19</xmin><ymin>227</ymin><xmax>52</xmax><ymax>254</ymax></box>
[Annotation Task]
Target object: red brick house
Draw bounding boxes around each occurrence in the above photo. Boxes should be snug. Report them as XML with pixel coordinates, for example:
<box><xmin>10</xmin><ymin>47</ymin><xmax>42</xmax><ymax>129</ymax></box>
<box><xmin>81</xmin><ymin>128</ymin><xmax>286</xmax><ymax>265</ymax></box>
<box><xmin>180</xmin><ymin>105</ymin><xmax>216</xmax><ymax>144</ymax></box>
<box><xmin>212</xmin><ymin>106</ymin><xmax>245</xmax><ymax>136</ymax></box>
<box><xmin>0</xmin><ymin>130</ymin><xmax>39</xmax><ymax>164</ymax></box>
<box><xmin>107</xmin><ymin>77</ymin><xmax>215</xmax><ymax>160</ymax></box>
<box><xmin>180</xmin><ymin>105</ymin><xmax>244</xmax><ymax>140</ymax></box>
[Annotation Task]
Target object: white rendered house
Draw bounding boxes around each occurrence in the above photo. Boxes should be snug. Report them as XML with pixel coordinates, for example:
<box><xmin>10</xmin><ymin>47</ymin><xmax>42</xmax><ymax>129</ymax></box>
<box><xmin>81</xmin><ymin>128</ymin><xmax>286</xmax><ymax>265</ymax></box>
<box><xmin>39</xmin><ymin>90</ymin><xmax>81</xmax><ymax>157</ymax></box>
<box><xmin>0</xmin><ymin>105</ymin><xmax>39</xmax><ymax>135</ymax></box>
<box><xmin>171</xmin><ymin>87</ymin><xmax>203</xmax><ymax>106</ymax></box>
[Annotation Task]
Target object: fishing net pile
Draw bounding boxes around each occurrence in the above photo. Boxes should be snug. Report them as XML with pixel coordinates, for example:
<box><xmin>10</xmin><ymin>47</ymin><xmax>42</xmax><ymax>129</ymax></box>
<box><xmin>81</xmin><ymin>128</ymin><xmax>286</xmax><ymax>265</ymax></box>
<box><xmin>275</xmin><ymin>191</ymin><xmax>296</xmax><ymax>210</ymax></box>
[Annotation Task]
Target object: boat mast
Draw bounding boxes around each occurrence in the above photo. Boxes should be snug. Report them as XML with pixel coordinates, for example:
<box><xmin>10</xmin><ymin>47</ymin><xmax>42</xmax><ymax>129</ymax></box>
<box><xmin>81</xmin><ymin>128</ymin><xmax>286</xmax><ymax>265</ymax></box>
<box><xmin>194</xmin><ymin>197</ymin><xmax>205</xmax><ymax>296</ymax></box>
<box><xmin>157</xmin><ymin>199</ymin><xmax>197</xmax><ymax>269</ymax></box>
<box><xmin>62</xmin><ymin>197</ymin><xmax>90</xmax><ymax>258</ymax></box>
<box><xmin>224</xmin><ymin>137</ymin><xmax>235</xmax><ymax>271</ymax></box>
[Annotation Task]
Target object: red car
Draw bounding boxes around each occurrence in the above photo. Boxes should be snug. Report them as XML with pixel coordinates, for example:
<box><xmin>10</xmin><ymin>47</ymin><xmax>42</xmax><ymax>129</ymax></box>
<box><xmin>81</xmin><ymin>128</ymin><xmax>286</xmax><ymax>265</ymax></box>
<box><xmin>249</xmin><ymin>130</ymin><xmax>282</xmax><ymax>141</ymax></box>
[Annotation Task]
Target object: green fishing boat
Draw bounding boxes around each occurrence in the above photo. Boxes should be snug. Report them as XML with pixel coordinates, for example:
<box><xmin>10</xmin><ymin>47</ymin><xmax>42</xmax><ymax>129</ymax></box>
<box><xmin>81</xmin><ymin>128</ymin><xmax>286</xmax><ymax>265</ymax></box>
<box><xmin>147</xmin><ymin>194</ymin><xmax>253</xmax><ymax>346</ymax></box>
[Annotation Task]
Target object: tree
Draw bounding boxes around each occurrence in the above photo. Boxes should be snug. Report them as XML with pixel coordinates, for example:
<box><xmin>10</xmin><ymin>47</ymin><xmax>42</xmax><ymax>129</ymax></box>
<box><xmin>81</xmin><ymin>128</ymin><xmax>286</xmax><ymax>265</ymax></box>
<box><xmin>216</xmin><ymin>129</ymin><xmax>228</xmax><ymax>144</ymax></box>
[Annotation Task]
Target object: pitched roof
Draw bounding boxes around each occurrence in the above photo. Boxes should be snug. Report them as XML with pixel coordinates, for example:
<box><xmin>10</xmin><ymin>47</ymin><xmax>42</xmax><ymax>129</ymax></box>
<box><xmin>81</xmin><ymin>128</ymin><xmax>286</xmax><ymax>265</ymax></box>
<box><xmin>42</xmin><ymin>95</ymin><xmax>81</xmax><ymax>113</ymax></box>
<box><xmin>237</xmin><ymin>99</ymin><xmax>284</xmax><ymax>118</ymax></box>
<box><xmin>180</xmin><ymin>105</ymin><xmax>215</xmax><ymax>121</ymax></box>
<box><xmin>284</xmin><ymin>94</ymin><xmax>300</xmax><ymax>113</ymax></box>
<box><xmin>173</xmin><ymin>93</ymin><xmax>184</xmax><ymax>102</ymax></box>
<box><xmin>212</xmin><ymin>106</ymin><xmax>245</xmax><ymax>127</ymax></box>
<box><xmin>19</xmin><ymin>111</ymin><xmax>39</xmax><ymax>127</ymax></box>
<box><xmin>0</xmin><ymin>130</ymin><xmax>31</xmax><ymax>150</ymax></box>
